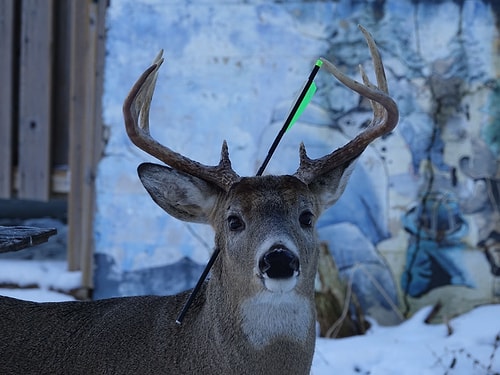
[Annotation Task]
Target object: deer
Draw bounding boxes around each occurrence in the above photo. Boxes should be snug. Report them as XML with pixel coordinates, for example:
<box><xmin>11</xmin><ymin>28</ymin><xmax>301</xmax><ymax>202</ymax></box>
<box><xmin>0</xmin><ymin>25</ymin><xmax>398</xmax><ymax>374</ymax></box>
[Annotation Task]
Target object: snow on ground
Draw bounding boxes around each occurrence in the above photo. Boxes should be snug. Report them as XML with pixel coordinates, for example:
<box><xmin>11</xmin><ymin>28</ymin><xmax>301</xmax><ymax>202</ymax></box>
<box><xmin>0</xmin><ymin>261</ymin><xmax>499</xmax><ymax>374</ymax></box>
<box><xmin>313</xmin><ymin>305</ymin><xmax>500</xmax><ymax>375</ymax></box>
<box><xmin>0</xmin><ymin>288</ymin><xmax>75</xmax><ymax>302</ymax></box>
<box><xmin>0</xmin><ymin>259</ymin><xmax>81</xmax><ymax>292</ymax></box>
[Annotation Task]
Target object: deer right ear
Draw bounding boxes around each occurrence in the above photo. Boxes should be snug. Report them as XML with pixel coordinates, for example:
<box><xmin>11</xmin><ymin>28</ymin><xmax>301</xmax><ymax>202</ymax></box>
<box><xmin>137</xmin><ymin>163</ymin><xmax>220</xmax><ymax>224</ymax></box>
<box><xmin>307</xmin><ymin>159</ymin><xmax>358</xmax><ymax>211</ymax></box>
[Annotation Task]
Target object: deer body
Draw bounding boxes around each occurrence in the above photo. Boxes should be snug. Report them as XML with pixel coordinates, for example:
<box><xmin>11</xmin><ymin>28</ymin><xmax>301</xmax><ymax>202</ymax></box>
<box><xmin>0</xmin><ymin>26</ymin><xmax>398</xmax><ymax>374</ymax></box>
<box><xmin>0</xmin><ymin>177</ymin><xmax>321</xmax><ymax>374</ymax></box>
<box><xmin>0</xmin><ymin>290</ymin><xmax>312</xmax><ymax>374</ymax></box>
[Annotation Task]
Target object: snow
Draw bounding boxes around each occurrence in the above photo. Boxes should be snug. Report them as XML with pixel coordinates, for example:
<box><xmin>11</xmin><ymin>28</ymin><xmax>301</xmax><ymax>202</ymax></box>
<box><xmin>313</xmin><ymin>305</ymin><xmax>500</xmax><ymax>375</ymax></box>
<box><xmin>1</xmin><ymin>278</ymin><xmax>499</xmax><ymax>374</ymax></box>
<box><xmin>0</xmin><ymin>288</ymin><xmax>75</xmax><ymax>302</ymax></box>
<box><xmin>0</xmin><ymin>259</ymin><xmax>81</xmax><ymax>292</ymax></box>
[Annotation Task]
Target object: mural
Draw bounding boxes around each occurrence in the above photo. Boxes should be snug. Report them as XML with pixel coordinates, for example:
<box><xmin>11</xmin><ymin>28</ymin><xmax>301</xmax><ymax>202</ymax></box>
<box><xmin>400</xmin><ymin>191</ymin><xmax>472</xmax><ymax>299</ymax></box>
<box><xmin>460</xmin><ymin>138</ymin><xmax>500</xmax><ymax>296</ymax></box>
<box><xmin>96</xmin><ymin>0</ymin><xmax>500</xmax><ymax>324</ymax></box>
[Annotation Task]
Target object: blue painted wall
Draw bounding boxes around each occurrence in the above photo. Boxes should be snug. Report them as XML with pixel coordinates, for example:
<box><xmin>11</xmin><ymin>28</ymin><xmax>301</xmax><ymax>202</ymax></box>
<box><xmin>96</xmin><ymin>0</ymin><xmax>500</xmax><ymax>323</ymax></box>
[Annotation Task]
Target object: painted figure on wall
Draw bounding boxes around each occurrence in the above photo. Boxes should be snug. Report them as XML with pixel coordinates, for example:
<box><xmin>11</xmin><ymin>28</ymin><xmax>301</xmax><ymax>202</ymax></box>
<box><xmin>401</xmin><ymin>191</ymin><xmax>473</xmax><ymax>298</ymax></box>
<box><xmin>460</xmin><ymin>138</ymin><xmax>500</xmax><ymax>296</ymax></box>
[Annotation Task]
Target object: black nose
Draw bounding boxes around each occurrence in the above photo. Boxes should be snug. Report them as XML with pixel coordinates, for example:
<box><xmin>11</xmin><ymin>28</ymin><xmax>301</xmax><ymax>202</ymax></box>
<box><xmin>259</xmin><ymin>248</ymin><xmax>299</xmax><ymax>279</ymax></box>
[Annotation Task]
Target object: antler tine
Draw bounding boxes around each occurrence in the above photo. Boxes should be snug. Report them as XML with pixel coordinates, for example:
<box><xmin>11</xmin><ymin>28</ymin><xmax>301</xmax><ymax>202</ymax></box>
<box><xmin>294</xmin><ymin>25</ymin><xmax>399</xmax><ymax>184</ymax></box>
<box><xmin>123</xmin><ymin>51</ymin><xmax>240</xmax><ymax>192</ymax></box>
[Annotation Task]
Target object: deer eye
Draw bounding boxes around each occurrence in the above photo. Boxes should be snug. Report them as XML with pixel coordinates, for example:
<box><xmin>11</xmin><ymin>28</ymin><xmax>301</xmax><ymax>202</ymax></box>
<box><xmin>299</xmin><ymin>211</ymin><xmax>314</xmax><ymax>228</ymax></box>
<box><xmin>227</xmin><ymin>215</ymin><xmax>245</xmax><ymax>231</ymax></box>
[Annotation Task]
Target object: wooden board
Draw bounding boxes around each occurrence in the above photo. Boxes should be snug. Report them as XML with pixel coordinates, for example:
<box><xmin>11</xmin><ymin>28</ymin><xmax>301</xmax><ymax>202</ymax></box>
<box><xmin>0</xmin><ymin>226</ymin><xmax>57</xmax><ymax>253</ymax></box>
<box><xmin>0</xmin><ymin>0</ymin><xmax>15</xmax><ymax>198</ymax></box>
<box><xmin>18</xmin><ymin>0</ymin><xmax>53</xmax><ymax>201</ymax></box>
<box><xmin>67</xmin><ymin>0</ymin><xmax>86</xmax><ymax>272</ymax></box>
<box><xmin>67</xmin><ymin>0</ymin><xmax>108</xmax><ymax>292</ymax></box>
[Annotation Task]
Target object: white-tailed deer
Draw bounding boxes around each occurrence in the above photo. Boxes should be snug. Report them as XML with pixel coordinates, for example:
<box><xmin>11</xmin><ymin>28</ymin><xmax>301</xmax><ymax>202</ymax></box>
<box><xmin>0</xmin><ymin>26</ymin><xmax>397</xmax><ymax>374</ymax></box>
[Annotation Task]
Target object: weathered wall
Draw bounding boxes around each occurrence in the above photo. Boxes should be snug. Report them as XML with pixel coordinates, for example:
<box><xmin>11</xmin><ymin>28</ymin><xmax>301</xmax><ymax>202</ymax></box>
<box><xmin>96</xmin><ymin>0</ymin><xmax>500</xmax><ymax>323</ymax></box>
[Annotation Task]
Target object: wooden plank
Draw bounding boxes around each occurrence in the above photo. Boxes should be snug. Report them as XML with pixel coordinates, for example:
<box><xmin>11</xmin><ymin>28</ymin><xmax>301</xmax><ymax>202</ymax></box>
<box><xmin>93</xmin><ymin>0</ymin><xmax>107</xmax><ymax>164</ymax></box>
<box><xmin>67</xmin><ymin>0</ymin><xmax>107</xmax><ymax>294</ymax></box>
<box><xmin>79</xmin><ymin>0</ymin><xmax>97</xmax><ymax>289</ymax></box>
<box><xmin>18</xmin><ymin>0</ymin><xmax>54</xmax><ymax>201</ymax></box>
<box><xmin>68</xmin><ymin>0</ymin><xmax>108</xmax><ymax>290</ymax></box>
<box><xmin>67</xmin><ymin>0</ymin><xmax>89</xmax><ymax>272</ymax></box>
<box><xmin>0</xmin><ymin>226</ymin><xmax>57</xmax><ymax>253</ymax></box>
<box><xmin>0</xmin><ymin>1</ymin><xmax>15</xmax><ymax>198</ymax></box>
<box><xmin>80</xmin><ymin>0</ymin><xmax>107</xmax><ymax>291</ymax></box>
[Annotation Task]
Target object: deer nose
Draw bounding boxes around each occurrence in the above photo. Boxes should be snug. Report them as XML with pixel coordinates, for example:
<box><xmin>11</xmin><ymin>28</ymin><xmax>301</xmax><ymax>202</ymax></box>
<box><xmin>258</xmin><ymin>248</ymin><xmax>300</xmax><ymax>279</ymax></box>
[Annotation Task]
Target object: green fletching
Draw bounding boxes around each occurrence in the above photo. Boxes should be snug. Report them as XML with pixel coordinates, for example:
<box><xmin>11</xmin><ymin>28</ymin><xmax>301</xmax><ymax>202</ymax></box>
<box><xmin>287</xmin><ymin>82</ymin><xmax>317</xmax><ymax>131</ymax></box>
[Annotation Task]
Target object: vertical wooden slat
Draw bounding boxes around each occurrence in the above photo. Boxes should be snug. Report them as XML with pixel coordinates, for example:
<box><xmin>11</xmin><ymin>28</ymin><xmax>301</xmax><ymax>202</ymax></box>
<box><xmin>78</xmin><ymin>0</ymin><xmax>99</xmax><ymax>291</ymax></box>
<box><xmin>79</xmin><ymin>0</ymin><xmax>107</xmax><ymax>292</ymax></box>
<box><xmin>18</xmin><ymin>0</ymin><xmax>53</xmax><ymax>201</ymax></box>
<box><xmin>0</xmin><ymin>1</ymin><xmax>15</xmax><ymax>198</ymax></box>
<box><xmin>79</xmin><ymin>0</ymin><xmax>97</xmax><ymax>292</ymax></box>
<box><xmin>67</xmin><ymin>0</ymin><xmax>87</xmax><ymax>273</ymax></box>
<box><xmin>67</xmin><ymin>0</ymin><xmax>107</xmax><ymax>295</ymax></box>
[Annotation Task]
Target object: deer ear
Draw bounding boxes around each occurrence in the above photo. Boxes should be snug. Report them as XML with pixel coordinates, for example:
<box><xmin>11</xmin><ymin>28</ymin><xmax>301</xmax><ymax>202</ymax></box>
<box><xmin>307</xmin><ymin>160</ymin><xmax>358</xmax><ymax>211</ymax></box>
<box><xmin>137</xmin><ymin>163</ymin><xmax>220</xmax><ymax>224</ymax></box>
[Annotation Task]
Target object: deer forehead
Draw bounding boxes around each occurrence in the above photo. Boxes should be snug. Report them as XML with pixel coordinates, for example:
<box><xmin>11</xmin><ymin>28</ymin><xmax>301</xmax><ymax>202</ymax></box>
<box><xmin>223</xmin><ymin>175</ymin><xmax>317</xmax><ymax>215</ymax></box>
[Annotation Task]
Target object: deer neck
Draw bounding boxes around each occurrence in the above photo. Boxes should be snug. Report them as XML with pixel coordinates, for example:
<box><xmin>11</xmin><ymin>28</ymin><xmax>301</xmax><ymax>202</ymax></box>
<box><xmin>201</xmin><ymin>262</ymin><xmax>317</xmax><ymax>373</ymax></box>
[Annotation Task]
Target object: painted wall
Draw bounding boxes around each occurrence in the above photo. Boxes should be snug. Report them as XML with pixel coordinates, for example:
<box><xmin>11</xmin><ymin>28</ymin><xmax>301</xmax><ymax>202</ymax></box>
<box><xmin>96</xmin><ymin>0</ymin><xmax>500</xmax><ymax>323</ymax></box>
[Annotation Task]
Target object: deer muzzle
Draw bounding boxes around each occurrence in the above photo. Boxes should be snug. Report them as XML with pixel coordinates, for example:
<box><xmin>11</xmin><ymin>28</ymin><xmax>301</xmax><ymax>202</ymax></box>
<box><xmin>258</xmin><ymin>247</ymin><xmax>300</xmax><ymax>279</ymax></box>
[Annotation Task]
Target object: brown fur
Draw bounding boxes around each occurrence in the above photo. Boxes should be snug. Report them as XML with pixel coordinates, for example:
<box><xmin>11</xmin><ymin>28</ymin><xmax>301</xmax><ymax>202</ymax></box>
<box><xmin>0</xmin><ymin>174</ymin><xmax>350</xmax><ymax>374</ymax></box>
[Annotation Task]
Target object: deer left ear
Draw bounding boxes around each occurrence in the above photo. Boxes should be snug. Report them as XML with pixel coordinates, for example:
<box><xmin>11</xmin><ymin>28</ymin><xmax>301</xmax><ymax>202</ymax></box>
<box><xmin>307</xmin><ymin>160</ymin><xmax>358</xmax><ymax>211</ymax></box>
<box><xmin>137</xmin><ymin>163</ymin><xmax>221</xmax><ymax>224</ymax></box>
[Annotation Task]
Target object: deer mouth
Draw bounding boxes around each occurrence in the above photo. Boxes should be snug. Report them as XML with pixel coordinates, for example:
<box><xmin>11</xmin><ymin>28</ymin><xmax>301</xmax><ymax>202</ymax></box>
<box><xmin>258</xmin><ymin>247</ymin><xmax>300</xmax><ymax>293</ymax></box>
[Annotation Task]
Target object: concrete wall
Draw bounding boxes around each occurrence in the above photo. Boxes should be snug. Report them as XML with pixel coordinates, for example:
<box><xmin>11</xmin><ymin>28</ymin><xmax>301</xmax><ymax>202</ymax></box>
<box><xmin>95</xmin><ymin>0</ymin><xmax>500</xmax><ymax>323</ymax></box>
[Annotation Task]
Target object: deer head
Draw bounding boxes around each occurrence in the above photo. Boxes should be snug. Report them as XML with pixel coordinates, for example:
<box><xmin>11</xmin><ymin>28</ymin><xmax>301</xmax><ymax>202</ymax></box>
<box><xmin>123</xmin><ymin>25</ymin><xmax>398</xmax><ymax>351</ymax></box>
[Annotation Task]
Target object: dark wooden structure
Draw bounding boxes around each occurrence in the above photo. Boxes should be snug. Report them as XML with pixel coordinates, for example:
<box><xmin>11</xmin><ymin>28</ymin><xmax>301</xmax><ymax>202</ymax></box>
<box><xmin>0</xmin><ymin>0</ymin><xmax>108</xmax><ymax>296</ymax></box>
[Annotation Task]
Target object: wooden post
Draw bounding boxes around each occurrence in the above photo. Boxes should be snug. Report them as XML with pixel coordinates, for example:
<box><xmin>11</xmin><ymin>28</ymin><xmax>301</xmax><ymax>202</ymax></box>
<box><xmin>67</xmin><ymin>0</ymin><xmax>107</xmax><ymax>295</ymax></box>
<box><xmin>81</xmin><ymin>0</ymin><xmax>106</xmax><ymax>293</ymax></box>
<box><xmin>67</xmin><ymin>0</ymin><xmax>88</xmax><ymax>279</ymax></box>
<box><xmin>0</xmin><ymin>1</ymin><xmax>15</xmax><ymax>198</ymax></box>
<box><xmin>18</xmin><ymin>0</ymin><xmax>54</xmax><ymax>201</ymax></box>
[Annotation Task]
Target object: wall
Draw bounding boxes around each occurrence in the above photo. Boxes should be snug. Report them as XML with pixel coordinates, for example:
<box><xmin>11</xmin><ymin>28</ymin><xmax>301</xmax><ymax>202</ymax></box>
<box><xmin>96</xmin><ymin>0</ymin><xmax>500</xmax><ymax>323</ymax></box>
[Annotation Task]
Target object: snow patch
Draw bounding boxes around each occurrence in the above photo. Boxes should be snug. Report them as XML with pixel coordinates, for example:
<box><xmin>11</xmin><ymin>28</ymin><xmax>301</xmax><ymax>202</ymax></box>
<box><xmin>0</xmin><ymin>259</ymin><xmax>81</xmax><ymax>291</ymax></box>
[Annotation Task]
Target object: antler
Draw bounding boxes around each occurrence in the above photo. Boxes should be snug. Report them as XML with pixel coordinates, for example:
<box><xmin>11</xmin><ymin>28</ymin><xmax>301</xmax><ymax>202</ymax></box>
<box><xmin>294</xmin><ymin>25</ymin><xmax>399</xmax><ymax>184</ymax></box>
<box><xmin>123</xmin><ymin>50</ymin><xmax>240</xmax><ymax>192</ymax></box>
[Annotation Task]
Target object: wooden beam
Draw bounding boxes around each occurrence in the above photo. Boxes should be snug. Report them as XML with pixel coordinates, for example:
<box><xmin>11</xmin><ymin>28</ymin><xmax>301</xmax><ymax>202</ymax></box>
<box><xmin>67</xmin><ymin>0</ymin><xmax>87</xmax><ymax>272</ymax></box>
<box><xmin>0</xmin><ymin>1</ymin><xmax>15</xmax><ymax>199</ymax></box>
<box><xmin>79</xmin><ymin>0</ymin><xmax>107</xmax><ymax>292</ymax></box>
<box><xmin>66</xmin><ymin>0</ymin><xmax>107</xmax><ymax>293</ymax></box>
<box><xmin>18</xmin><ymin>0</ymin><xmax>54</xmax><ymax>201</ymax></box>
